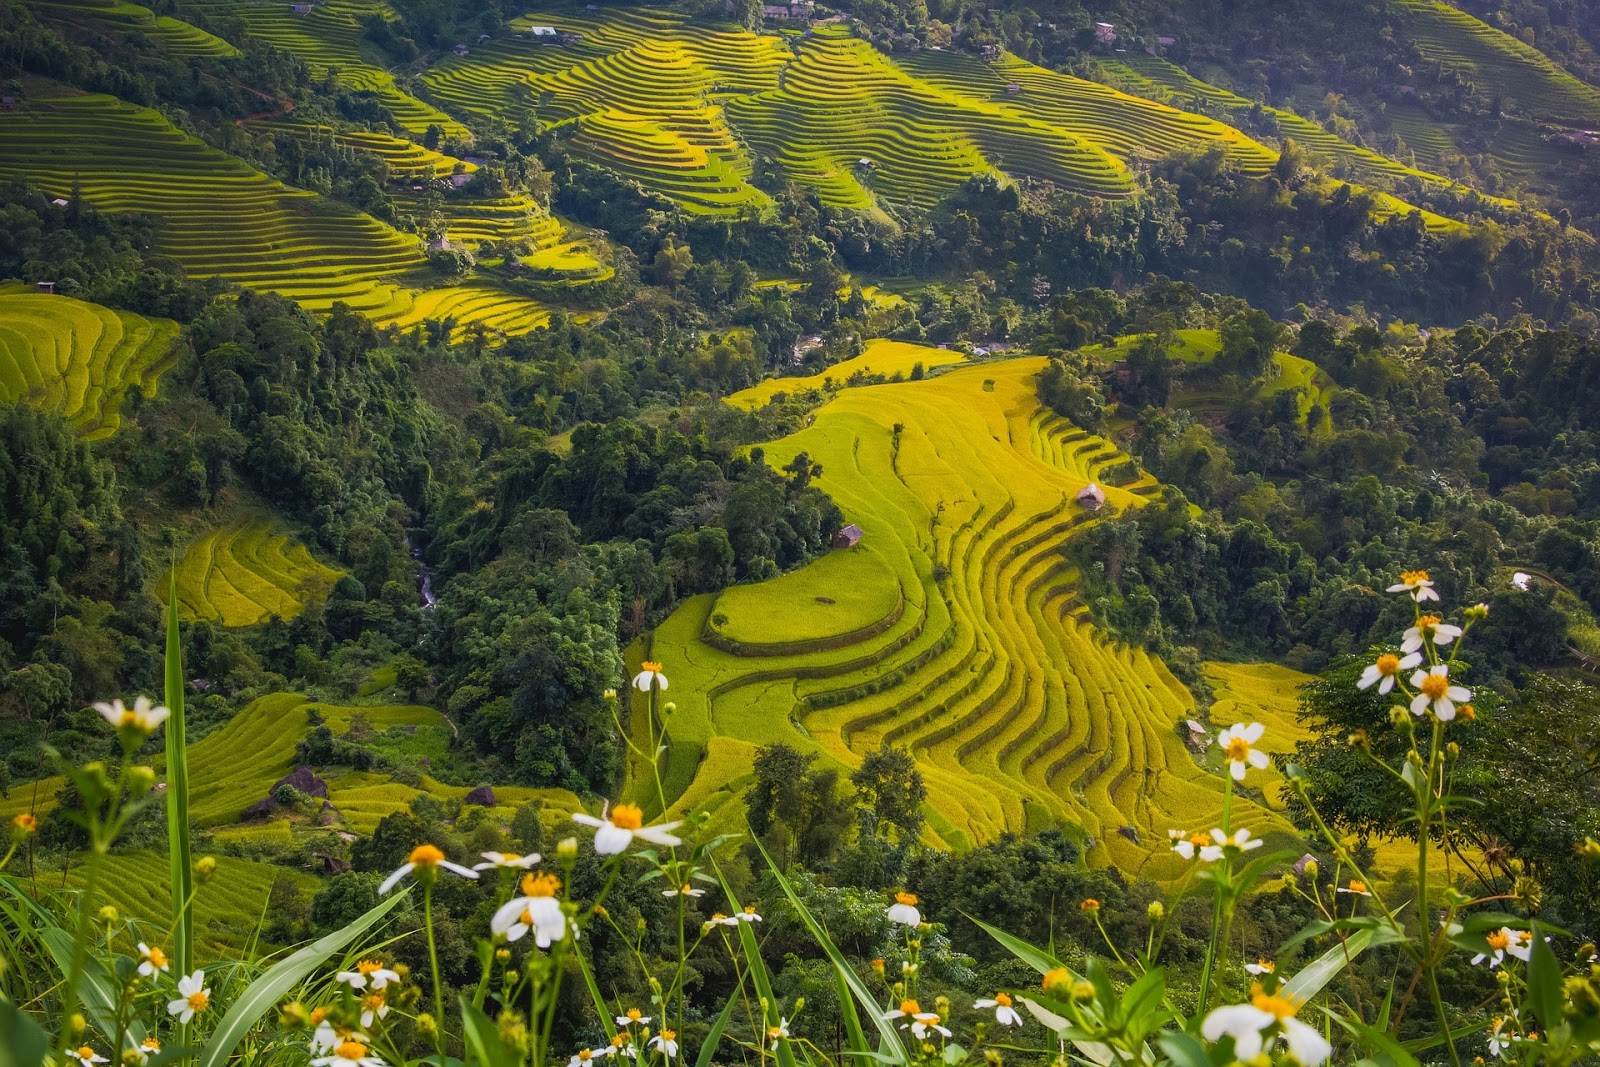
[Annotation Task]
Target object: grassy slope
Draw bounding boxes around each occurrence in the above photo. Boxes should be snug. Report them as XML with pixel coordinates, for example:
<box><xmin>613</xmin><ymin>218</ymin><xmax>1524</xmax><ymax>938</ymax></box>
<box><xmin>641</xmin><ymin>355</ymin><xmax>1299</xmax><ymax>876</ymax></box>
<box><xmin>27</xmin><ymin>0</ymin><xmax>239</xmax><ymax>57</ymax></box>
<box><xmin>725</xmin><ymin>338</ymin><xmax>968</xmax><ymax>410</ymax></box>
<box><xmin>167</xmin><ymin>519</ymin><xmax>344</xmax><ymax>627</ymax></box>
<box><xmin>0</xmin><ymin>284</ymin><xmax>179</xmax><ymax>439</ymax></box>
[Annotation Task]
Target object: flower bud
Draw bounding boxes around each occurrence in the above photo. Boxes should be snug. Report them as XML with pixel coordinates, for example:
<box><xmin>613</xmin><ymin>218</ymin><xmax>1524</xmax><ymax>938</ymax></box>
<box><xmin>1146</xmin><ymin>901</ymin><xmax>1164</xmax><ymax>923</ymax></box>
<box><xmin>870</xmin><ymin>958</ymin><xmax>885</xmax><ymax>974</ymax></box>
<box><xmin>557</xmin><ymin>837</ymin><xmax>579</xmax><ymax>865</ymax></box>
<box><xmin>1464</xmin><ymin>603</ymin><xmax>1489</xmax><ymax>623</ymax></box>
<box><xmin>1389</xmin><ymin>706</ymin><xmax>1409</xmax><ymax>726</ymax></box>
<box><xmin>11</xmin><ymin>813</ymin><xmax>36</xmax><ymax>839</ymax></box>
<box><xmin>984</xmin><ymin>1051</ymin><xmax>1003</xmax><ymax>1067</ymax></box>
<box><xmin>416</xmin><ymin>1013</ymin><xmax>439</xmax><ymax>1038</ymax></box>
<box><xmin>195</xmin><ymin>856</ymin><xmax>217</xmax><ymax>882</ymax></box>
<box><xmin>795</xmin><ymin>997</ymin><xmax>806</xmax><ymax>1011</ymax></box>
<box><xmin>279</xmin><ymin>1001</ymin><xmax>309</xmax><ymax>1029</ymax></box>
<box><xmin>602</xmin><ymin>689</ymin><xmax>617</xmax><ymax>701</ymax></box>
<box><xmin>97</xmin><ymin>905</ymin><xmax>119</xmax><ymax>924</ymax></box>
<box><xmin>505</xmin><ymin>970</ymin><xmax>519</xmax><ymax>986</ymax></box>
<box><xmin>122</xmin><ymin>1050</ymin><xmax>144</xmax><ymax>1067</ymax></box>
<box><xmin>1041</xmin><ymin>967</ymin><xmax>1073</xmax><ymax>995</ymax></box>
<box><xmin>1446</xmin><ymin>742</ymin><xmax>1461</xmax><ymax>760</ymax></box>
<box><xmin>70</xmin><ymin>1013</ymin><xmax>87</xmax><ymax>1037</ymax></box>
<box><xmin>127</xmin><ymin>765</ymin><xmax>156</xmax><ymax>796</ymax></box>
<box><xmin>498</xmin><ymin>1010</ymin><xmax>530</xmax><ymax>1052</ymax></box>
<box><xmin>1072</xmin><ymin>981</ymin><xmax>1096</xmax><ymax>1003</ymax></box>
<box><xmin>1079</xmin><ymin>898</ymin><xmax>1100</xmax><ymax>916</ymax></box>
<box><xmin>393</xmin><ymin>962</ymin><xmax>410</xmax><ymax>978</ymax></box>
<box><xmin>1347</xmin><ymin>729</ymin><xmax>1369</xmax><ymax>750</ymax></box>
<box><xmin>1459</xmin><ymin>704</ymin><xmax>1476</xmax><ymax>721</ymax></box>
<box><xmin>495</xmin><ymin>948</ymin><xmax>511</xmax><ymax>964</ymax></box>
<box><xmin>663</xmin><ymin>702</ymin><xmax>677</xmax><ymax>715</ymax></box>
<box><xmin>1302</xmin><ymin>858</ymin><xmax>1319</xmax><ymax>880</ymax></box>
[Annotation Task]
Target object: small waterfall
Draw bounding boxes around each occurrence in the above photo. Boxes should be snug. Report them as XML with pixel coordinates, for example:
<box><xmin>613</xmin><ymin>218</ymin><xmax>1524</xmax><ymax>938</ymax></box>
<box><xmin>407</xmin><ymin>532</ymin><xmax>438</xmax><ymax>609</ymax></box>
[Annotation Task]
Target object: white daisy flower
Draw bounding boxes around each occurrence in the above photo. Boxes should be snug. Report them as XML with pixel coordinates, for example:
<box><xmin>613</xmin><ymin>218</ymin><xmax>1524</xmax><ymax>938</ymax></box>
<box><xmin>1216</xmin><ymin>722</ymin><xmax>1270</xmax><ymax>781</ymax></box>
<box><xmin>571</xmin><ymin>802</ymin><xmax>682</xmax><ymax>855</ymax></box>
<box><xmin>1169</xmin><ymin>829</ymin><xmax>1214</xmax><ymax>861</ymax></box>
<box><xmin>737</xmin><ymin>905</ymin><xmax>762</xmax><ymax>922</ymax></box>
<box><xmin>94</xmin><ymin>696</ymin><xmax>170</xmax><ymax>738</ymax></box>
<box><xmin>313</xmin><ymin>1040</ymin><xmax>388</xmax><ymax>1067</ymax></box>
<box><xmin>166</xmin><ymin>969</ymin><xmax>210</xmax><ymax>1024</ymax></box>
<box><xmin>648</xmin><ymin>1030</ymin><xmax>678</xmax><ymax>1058</ymax></box>
<box><xmin>616</xmin><ymin>1008</ymin><xmax>652</xmax><ymax>1027</ymax></box>
<box><xmin>886</xmin><ymin>891</ymin><xmax>921</xmax><ymax>926</ymax></box>
<box><xmin>360</xmin><ymin>991</ymin><xmax>388</xmax><ymax>1029</ymax></box>
<box><xmin>632</xmin><ymin>661</ymin><xmax>668</xmax><ymax>692</ymax></box>
<box><xmin>491</xmin><ymin>871</ymin><xmax>569</xmax><ymax>947</ymax></box>
<box><xmin>1245</xmin><ymin>959</ymin><xmax>1275</xmax><ymax>976</ymax></box>
<box><xmin>1387</xmin><ymin>569</ymin><xmax>1440</xmax><ymax>602</ymax></box>
<box><xmin>378</xmin><ymin>843</ymin><xmax>480</xmax><ymax>894</ymax></box>
<box><xmin>1489</xmin><ymin>1016</ymin><xmax>1514</xmax><ymax>1057</ymax></box>
<box><xmin>310</xmin><ymin>1019</ymin><xmax>342</xmax><ymax>1054</ymax></box>
<box><xmin>662</xmin><ymin>883</ymin><xmax>704</xmax><ymax>898</ymax></box>
<box><xmin>336</xmin><ymin>959</ymin><xmax>401</xmax><ymax>991</ymax></box>
<box><xmin>1506</xmin><ymin>928</ymin><xmax>1537</xmax><ymax>963</ymax></box>
<box><xmin>704</xmin><ymin>913</ymin><xmax>741</xmax><ymax>928</ymax></box>
<box><xmin>1199</xmin><ymin>828</ymin><xmax>1264</xmax><ymax>862</ymax></box>
<box><xmin>568</xmin><ymin>1050</ymin><xmax>610</xmax><ymax>1067</ymax></box>
<box><xmin>1409</xmin><ymin>664</ymin><xmax>1471</xmax><ymax>721</ymax></box>
<box><xmin>1336</xmin><ymin>880</ymin><xmax>1372</xmax><ymax>897</ymax></box>
<box><xmin>474</xmin><ymin>851</ymin><xmax>542</xmax><ymax>871</ymax></box>
<box><xmin>1401</xmin><ymin>615</ymin><xmax>1462</xmax><ymax>653</ymax></box>
<box><xmin>1358</xmin><ymin>651</ymin><xmax>1421</xmax><ymax>694</ymax></box>
<box><xmin>974</xmin><ymin>992</ymin><xmax>1022</xmax><ymax>1026</ymax></box>
<box><xmin>766</xmin><ymin>1019</ymin><xmax>791</xmax><ymax>1048</ymax></box>
<box><xmin>137</xmin><ymin>942</ymin><xmax>169</xmax><ymax>977</ymax></box>
<box><xmin>70</xmin><ymin>1048</ymin><xmax>109</xmax><ymax>1067</ymax></box>
<box><xmin>1201</xmin><ymin>986</ymin><xmax>1331</xmax><ymax>1066</ymax></box>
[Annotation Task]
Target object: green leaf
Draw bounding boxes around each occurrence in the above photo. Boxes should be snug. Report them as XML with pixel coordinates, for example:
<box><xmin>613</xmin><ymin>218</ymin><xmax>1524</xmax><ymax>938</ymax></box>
<box><xmin>693</xmin><ymin>985</ymin><xmax>740</xmax><ymax>1067</ymax></box>
<box><xmin>164</xmin><ymin>574</ymin><xmax>193</xmax><ymax>980</ymax></box>
<box><xmin>713</xmin><ymin>858</ymin><xmax>807</xmax><ymax>1067</ymax></box>
<box><xmin>1283</xmin><ymin>925</ymin><xmax>1406</xmax><ymax>1004</ymax></box>
<box><xmin>197</xmin><ymin>890</ymin><xmax>408</xmax><ymax>1067</ymax></box>
<box><xmin>41</xmin><ymin>928</ymin><xmax>145</xmax><ymax>1047</ymax></box>
<box><xmin>1327</xmin><ymin>1011</ymin><xmax>1421</xmax><ymax>1067</ymax></box>
<box><xmin>967</xmin><ymin>914</ymin><xmax>1075</xmax><ymax>978</ymax></box>
<box><xmin>0</xmin><ymin>1001</ymin><xmax>46</xmax><ymax>1067</ymax></box>
<box><xmin>1526</xmin><ymin>921</ymin><xmax>1563</xmax><ymax>1029</ymax></box>
<box><xmin>459</xmin><ymin>997</ymin><xmax>520</xmax><ymax>1067</ymax></box>
<box><xmin>573</xmin><ymin>942</ymin><xmax>619</xmax><ymax>1045</ymax></box>
<box><xmin>1155</xmin><ymin>1031</ymin><xmax>1212</xmax><ymax>1067</ymax></box>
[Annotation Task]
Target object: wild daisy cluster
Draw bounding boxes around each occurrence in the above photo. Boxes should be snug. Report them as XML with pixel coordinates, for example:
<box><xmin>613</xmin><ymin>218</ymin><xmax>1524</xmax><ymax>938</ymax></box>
<box><xmin>1357</xmin><ymin>569</ymin><xmax>1480</xmax><ymax>722</ymax></box>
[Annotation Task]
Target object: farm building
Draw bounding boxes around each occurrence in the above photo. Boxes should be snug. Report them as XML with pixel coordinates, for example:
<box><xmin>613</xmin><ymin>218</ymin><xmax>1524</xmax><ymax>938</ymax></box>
<box><xmin>762</xmin><ymin>4</ymin><xmax>791</xmax><ymax>18</ymax></box>
<box><xmin>452</xmin><ymin>43</ymin><xmax>470</xmax><ymax>56</ymax></box>
<box><xmin>1005</xmin><ymin>82</ymin><xmax>1022</xmax><ymax>95</ymax></box>
<box><xmin>1075</xmin><ymin>483</ymin><xmax>1106</xmax><ymax>511</ymax></box>
<box><xmin>428</xmin><ymin>236</ymin><xmax>453</xmax><ymax>252</ymax></box>
<box><xmin>51</xmin><ymin>197</ymin><xmax>69</xmax><ymax>207</ymax></box>
<box><xmin>448</xmin><ymin>173</ymin><xmax>473</xmax><ymax>188</ymax></box>
<box><xmin>833</xmin><ymin>524</ymin><xmax>864</xmax><ymax>549</ymax></box>
<box><xmin>528</xmin><ymin>25</ymin><xmax>558</xmax><ymax>37</ymax></box>
<box><xmin>1</xmin><ymin>96</ymin><xmax>17</xmax><ymax>110</ymax></box>
<box><xmin>290</xmin><ymin>3</ymin><xmax>312</xmax><ymax>14</ymax></box>
<box><xmin>35</xmin><ymin>281</ymin><xmax>56</xmax><ymax>294</ymax></box>
<box><xmin>856</xmin><ymin>157</ymin><xmax>875</xmax><ymax>169</ymax></box>
<box><xmin>1094</xmin><ymin>22</ymin><xmax>1117</xmax><ymax>43</ymax></box>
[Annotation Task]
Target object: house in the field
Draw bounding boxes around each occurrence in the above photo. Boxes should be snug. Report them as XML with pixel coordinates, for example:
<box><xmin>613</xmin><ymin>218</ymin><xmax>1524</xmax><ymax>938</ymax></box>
<box><xmin>452</xmin><ymin>43</ymin><xmax>470</xmax><ymax>56</ymax></box>
<box><xmin>51</xmin><ymin>197</ymin><xmax>69</xmax><ymax>207</ymax></box>
<box><xmin>1094</xmin><ymin>21</ymin><xmax>1117</xmax><ymax>43</ymax></box>
<box><xmin>762</xmin><ymin>4</ymin><xmax>791</xmax><ymax>19</ymax></box>
<box><xmin>1</xmin><ymin>96</ymin><xmax>17</xmax><ymax>110</ymax></box>
<box><xmin>428</xmin><ymin>236</ymin><xmax>453</xmax><ymax>252</ymax></box>
<box><xmin>833</xmin><ymin>523</ymin><xmax>864</xmax><ymax>549</ymax></box>
<box><xmin>528</xmin><ymin>25</ymin><xmax>558</xmax><ymax>38</ymax></box>
<box><xmin>448</xmin><ymin>172</ymin><xmax>473</xmax><ymax>188</ymax></box>
<box><xmin>1005</xmin><ymin>82</ymin><xmax>1022</xmax><ymax>95</ymax></box>
<box><xmin>36</xmin><ymin>281</ymin><xmax>56</xmax><ymax>294</ymax></box>
<box><xmin>1075</xmin><ymin>482</ymin><xmax>1106</xmax><ymax>511</ymax></box>
<box><xmin>291</xmin><ymin>3</ymin><xmax>313</xmax><ymax>14</ymax></box>
<box><xmin>856</xmin><ymin>157</ymin><xmax>875</xmax><ymax>169</ymax></box>
<box><xmin>1184</xmin><ymin>718</ymin><xmax>1209</xmax><ymax>751</ymax></box>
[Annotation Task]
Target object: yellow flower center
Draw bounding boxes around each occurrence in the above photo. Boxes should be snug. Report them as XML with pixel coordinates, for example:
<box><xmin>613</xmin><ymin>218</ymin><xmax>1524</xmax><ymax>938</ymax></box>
<box><xmin>660</xmin><ymin>1030</ymin><xmax>676</xmax><ymax>1041</ymax></box>
<box><xmin>628</xmin><ymin>1009</ymin><xmax>644</xmax><ymax>1022</ymax></box>
<box><xmin>995</xmin><ymin>992</ymin><xmax>1013</xmax><ymax>1007</ymax></box>
<box><xmin>641</xmin><ymin>661</ymin><xmax>663</xmax><ymax>673</ymax></box>
<box><xmin>1189</xmin><ymin>833</ymin><xmax>1209</xmax><ymax>847</ymax></box>
<box><xmin>1460</xmin><ymin>704</ymin><xmax>1477</xmax><ymax>720</ymax></box>
<box><xmin>1256</xmin><ymin>959</ymin><xmax>1275</xmax><ymax>972</ymax></box>
<box><xmin>1348</xmin><ymin>880</ymin><xmax>1367</xmax><ymax>894</ymax></box>
<box><xmin>336</xmin><ymin>1041</ymin><xmax>369</xmax><ymax>1061</ymax></box>
<box><xmin>1042</xmin><ymin>966</ymin><xmax>1073</xmax><ymax>992</ymax></box>
<box><xmin>78</xmin><ymin>1049</ymin><xmax>96</xmax><ymax>1060</ymax></box>
<box><xmin>1400</xmin><ymin>569</ymin><xmax>1430</xmax><ymax>586</ymax></box>
<box><xmin>1376</xmin><ymin>653</ymin><xmax>1401</xmax><ymax>675</ymax></box>
<box><xmin>142</xmin><ymin>1039</ymin><xmax>160</xmax><ymax>1051</ymax></box>
<box><xmin>610</xmin><ymin>803</ymin><xmax>644</xmax><ymax>831</ymax></box>
<box><xmin>895</xmin><ymin>891</ymin><xmax>918</xmax><ymax>906</ymax></box>
<box><xmin>578</xmin><ymin>1052</ymin><xmax>594</xmax><ymax>1063</ymax></box>
<box><xmin>409</xmin><ymin>844</ymin><xmax>445</xmax><ymax>866</ymax></box>
<box><xmin>187</xmin><ymin>990</ymin><xmax>209</xmax><ymax>1012</ymax></box>
<box><xmin>357</xmin><ymin>959</ymin><xmax>383</xmax><ymax>975</ymax></box>
<box><xmin>767</xmin><ymin>1027</ymin><xmax>784</xmax><ymax>1039</ymax></box>
<box><xmin>1080</xmin><ymin>898</ymin><xmax>1100</xmax><ymax>911</ymax></box>
<box><xmin>120</xmin><ymin>710</ymin><xmax>140</xmax><ymax>727</ymax></box>
<box><xmin>744</xmin><ymin>905</ymin><xmax>757</xmax><ymax>914</ymax></box>
<box><xmin>13</xmin><ymin>813</ymin><xmax>36</xmax><ymax>832</ymax></box>
<box><xmin>1420</xmin><ymin>673</ymin><xmax>1450</xmax><ymax>700</ymax></box>
<box><xmin>363</xmin><ymin>992</ymin><xmax>384</xmax><ymax>1010</ymax></box>
<box><xmin>1418</xmin><ymin>614</ymin><xmax>1442</xmax><ymax>632</ymax></box>
<box><xmin>1487</xmin><ymin>930</ymin><xmax>1510</xmax><ymax>950</ymax></box>
<box><xmin>520</xmin><ymin>908</ymin><xmax>535</xmax><ymax>925</ymax></box>
<box><xmin>1225</xmin><ymin>737</ymin><xmax>1252</xmax><ymax>762</ymax></box>
<box><xmin>521</xmin><ymin>871</ymin><xmax>562</xmax><ymax>897</ymax></box>
<box><xmin>899</xmin><ymin>999</ymin><xmax>921</xmax><ymax>1015</ymax></box>
<box><xmin>1250</xmin><ymin>985</ymin><xmax>1300</xmax><ymax>1020</ymax></box>
<box><xmin>501</xmin><ymin>853</ymin><xmax>520</xmax><ymax>863</ymax></box>
<box><xmin>145</xmin><ymin>946</ymin><xmax>167</xmax><ymax>968</ymax></box>
<box><xmin>310</xmin><ymin>1006</ymin><xmax>328</xmax><ymax>1024</ymax></box>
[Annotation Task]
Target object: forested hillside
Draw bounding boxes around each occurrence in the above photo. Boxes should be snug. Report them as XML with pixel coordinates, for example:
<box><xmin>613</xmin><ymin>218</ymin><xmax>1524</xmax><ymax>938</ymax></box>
<box><xmin>2</xmin><ymin>0</ymin><xmax>1600</xmax><ymax>1063</ymax></box>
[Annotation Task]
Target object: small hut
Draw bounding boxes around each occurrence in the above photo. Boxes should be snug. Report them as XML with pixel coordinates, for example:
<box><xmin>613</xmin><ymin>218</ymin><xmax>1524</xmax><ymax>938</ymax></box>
<box><xmin>1075</xmin><ymin>483</ymin><xmax>1106</xmax><ymax>512</ymax></box>
<box><xmin>35</xmin><ymin>281</ymin><xmax>56</xmax><ymax>294</ymax></box>
<box><xmin>833</xmin><ymin>524</ymin><xmax>864</xmax><ymax>549</ymax></box>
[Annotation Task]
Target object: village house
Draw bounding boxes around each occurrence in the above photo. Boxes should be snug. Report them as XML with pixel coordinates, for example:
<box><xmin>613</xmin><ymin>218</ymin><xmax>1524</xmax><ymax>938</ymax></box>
<box><xmin>1075</xmin><ymin>483</ymin><xmax>1106</xmax><ymax>512</ymax></box>
<box><xmin>833</xmin><ymin>524</ymin><xmax>864</xmax><ymax>549</ymax></box>
<box><xmin>290</xmin><ymin>3</ymin><xmax>313</xmax><ymax>14</ymax></box>
<box><xmin>452</xmin><ymin>43</ymin><xmax>470</xmax><ymax>56</ymax></box>
<box><xmin>1005</xmin><ymin>82</ymin><xmax>1022</xmax><ymax>95</ymax></box>
<box><xmin>36</xmin><ymin>281</ymin><xmax>56</xmax><ymax>294</ymax></box>
<box><xmin>1094</xmin><ymin>22</ymin><xmax>1117</xmax><ymax>44</ymax></box>
<box><xmin>51</xmin><ymin>198</ymin><xmax>70</xmax><ymax>207</ymax></box>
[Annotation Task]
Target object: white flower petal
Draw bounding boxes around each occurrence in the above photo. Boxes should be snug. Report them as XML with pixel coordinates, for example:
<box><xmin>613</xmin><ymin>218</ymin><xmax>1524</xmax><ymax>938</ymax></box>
<box><xmin>593</xmin><ymin>824</ymin><xmax>633</xmax><ymax>855</ymax></box>
<box><xmin>377</xmin><ymin>862</ymin><xmax>414</xmax><ymax>895</ymax></box>
<box><xmin>1281</xmin><ymin>1017</ymin><xmax>1333</xmax><ymax>1067</ymax></box>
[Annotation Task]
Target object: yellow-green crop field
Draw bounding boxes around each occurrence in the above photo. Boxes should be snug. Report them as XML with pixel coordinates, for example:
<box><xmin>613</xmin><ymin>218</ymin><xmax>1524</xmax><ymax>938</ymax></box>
<box><xmin>725</xmin><ymin>338</ymin><xmax>968</xmax><ymax>410</ymax></box>
<box><xmin>637</xmin><ymin>355</ymin><xmax>1299</xmax><ymax>876</ymax></box>
<box><xmin>28</xmin><ymin>0</ymin><xmax>239</xmax><ymax>58</ymax></box>
<box><xmin>0</xmin><ymin>285</ymin><xmax>179</xmax><ymax>438</ymax></box>
<box><xmin>62</xmin><ymin>851</ymin><xmax>321</xmax><ymax>958</ymax></box>
<box><xmin>169</xmin><ymin>520</ymin><xmax>343</xmax><ymax>627</ymax></box>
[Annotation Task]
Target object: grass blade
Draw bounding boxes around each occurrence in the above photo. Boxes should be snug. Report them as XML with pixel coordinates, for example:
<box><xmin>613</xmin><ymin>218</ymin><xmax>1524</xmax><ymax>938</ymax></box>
<box><xmin>693</xmin><ymin>985</ymin><xmax>740</xmax><ymax>1067</ymax></box>
<box><xmin>163</xmin><ymin>573</ymin><xmax>193</xmax><ymax>980</ymax></box>
<box><xmin>196</xmin><ymin>891</ymin><xmax>407</xmax><ymax>1067</ymax></box>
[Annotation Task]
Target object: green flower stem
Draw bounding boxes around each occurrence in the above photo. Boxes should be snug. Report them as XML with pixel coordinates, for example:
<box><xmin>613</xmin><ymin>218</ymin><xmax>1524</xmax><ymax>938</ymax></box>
<box><xmin>423</xmin><ymin>881</ymin><xmax>446</xmax><ymax>1060</ymax></box>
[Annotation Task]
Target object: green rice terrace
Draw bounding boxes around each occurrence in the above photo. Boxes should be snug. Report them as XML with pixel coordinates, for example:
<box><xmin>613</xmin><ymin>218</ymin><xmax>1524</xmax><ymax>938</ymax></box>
<box><xmin>26</xmin><ymin>0</ymin><xmax>240</xmax><ymax>58</ymax></box>
<box><xmin>168</xmin><ymin>519</ymin><xmax>344</xmax><ymax>627</ymax></box>
<box><xmin>633</xmin><ymin>349</ymin><xmax>1299</xmax><ymax>878</ymax></box>
<box><xmin>0</xmin><ymin>284</ymin><xmax>180</xmax><ymax>438</ymax></box>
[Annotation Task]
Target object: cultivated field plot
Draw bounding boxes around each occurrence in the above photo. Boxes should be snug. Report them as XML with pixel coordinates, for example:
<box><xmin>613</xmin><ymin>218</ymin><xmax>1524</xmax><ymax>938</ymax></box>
<box><xmin>0</xmin><ymin>88</ymin><xmax>426</xmax><ymax>314</ymax></box>
<box><xmin>1392</xmin><ymin>0</ymin><xmax>1600</xmax><ymax>126</ymax></box>
<box><xmin>169</xmin><ymin>520</ymin><xmax>343</xmax><ymax>627</ymax></box>
<box><xmin>27</xmin><ymin>0</ymin><xmax>239</xmax><ymax>57</ymax></box>
<box><xmin>725</xmin><ymin>338</ymin><xmax>967</xmax><ymax>410</ymax></box>
<box><xmin>255</xmin><ymin>121</ymin><xmax>475</xmax><ymax>180</ymax></box>
<box><xmin>642</xmin><ymin>355</ymin><xmax>1298</xmax><ymax>875</ymax></box>
<box><xmin>64</xmin><ymin>851</ymin><xmax>321</xmax><ymax>958</ymax></box>
<box><xmin>179</xmin><ymin>0</ymin><xmax>469</xmax><ymax>138</ymax></box>
<box><xmin>0</xmin><ymin>285</ymin><xmax>179</xmax><ymax>438</ymax></box>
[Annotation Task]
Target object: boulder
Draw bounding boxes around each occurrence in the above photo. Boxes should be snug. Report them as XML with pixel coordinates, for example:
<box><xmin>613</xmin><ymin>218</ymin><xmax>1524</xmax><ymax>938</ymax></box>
<box><xmin>464</xmin><ymin>785</ymin><xmax>497</xmax><ymax>807</ymax></box>
<box><xmin>272</xmin><ymin>765</ymin><xmax>330</xmax><ymax>799</ymax></box>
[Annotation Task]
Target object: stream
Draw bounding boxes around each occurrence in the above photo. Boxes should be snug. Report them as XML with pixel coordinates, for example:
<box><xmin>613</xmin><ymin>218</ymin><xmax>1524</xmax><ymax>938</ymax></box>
<box><xmin>408</xmin><ymin>532</ymin><xmax>437</xmax><ymax>608</ymax></box>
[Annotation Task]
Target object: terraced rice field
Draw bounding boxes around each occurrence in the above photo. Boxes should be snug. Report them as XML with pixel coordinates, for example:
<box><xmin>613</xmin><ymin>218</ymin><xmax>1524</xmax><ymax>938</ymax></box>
<box><xmin>170</xmin><ymin>520</ymin><xmax>343</xmax><ymax>627</ymax></box>
<box><xmin>642</xmin><ymin>356</ymin><xmax>1299</xmax><ymax>875</ymax></box>
<box><xmin>0</xmin><ymin>285</ymin><xmax>179</xmax><ymax>438</ymax></box>
<box><xmin>725</xmin><ymin>338</ymin><xmax>967</xmax><ymax>410</ymax></box>
<box><xmin>63</xmin><ymin>851</ymin><xmax>321</xmax><ymax>957</ymax></box>
<box><xmin>1203</xmin><ymin>662</ymin><xmax>1315</xmax><ymax>812</ymax></box>
<box><xmin>1392</xmin><ymin>0</ymin><xmax>1600</xmax><ymax>125</ymax></box>
<box><xmin>180</xmin><ymin>0</ymin><xmax>469</xmax><ymax>138</ymax></box>
<box><xmin>257</xmin><ymin>121</ymin><xmax>475</xmax><ymax>180</ymax></box>
<box><xmin>0</xmin><ymin>88</ymin><xmax>426</xmax><ymax>314</ymax></box>
<box><xmin>27</xmin><ymin>0</ymin><xmax>239</xmax><ymax>57</ymax></box>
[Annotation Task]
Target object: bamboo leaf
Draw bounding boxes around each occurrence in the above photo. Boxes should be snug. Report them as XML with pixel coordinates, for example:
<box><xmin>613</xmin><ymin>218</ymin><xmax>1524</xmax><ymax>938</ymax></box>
<box><xmin>1283</xmin><ymin>925</ymin><xmax>1404</xmax><ymax>1004</ymax></box>
<box><xmin>197</xmin><ymin>891</ymin><xmax>407</xmax><ymax>1067</ymax></box>
<box><xmin>41</xmin><ymin>927</ymin><xmax>146</xmax><ymax>1047</ymax></box>
<box><xmin>693</xmin><ymin>985</ymin><xmax>740</xmax><ymax>1067</ymax></box>
<box><xmin>1526</xmin><ymin>922</ymin><xmax>1563</xmax><ymax>1030</ymax></box>
<box><xmin>164</xmin><ymin>574</ymin><xmax>193</xmax><ymax>980</ymax></box>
